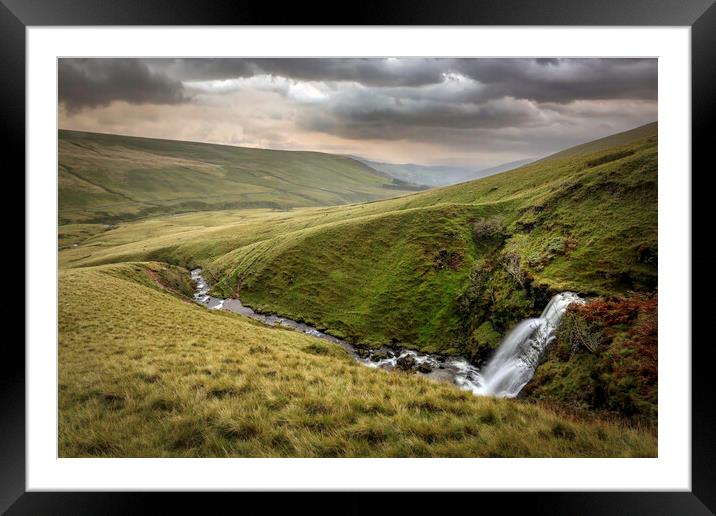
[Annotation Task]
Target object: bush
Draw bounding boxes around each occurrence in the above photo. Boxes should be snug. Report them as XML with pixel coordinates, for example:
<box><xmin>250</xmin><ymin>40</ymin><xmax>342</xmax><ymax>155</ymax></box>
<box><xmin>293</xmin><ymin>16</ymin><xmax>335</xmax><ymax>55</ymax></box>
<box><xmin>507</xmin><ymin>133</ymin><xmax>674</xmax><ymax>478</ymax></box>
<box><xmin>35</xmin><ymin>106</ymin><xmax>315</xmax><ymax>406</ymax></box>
<box><xmin>502</xmin><ymin>251</ymin><xmax>526</xmax><ymax>288</ymax></box>
<box><xmin>557</xmin><ymin>309</ymin><xmax>605</xmax><ymax>354</ymax></box>
<box><xmin>472</xmin><ymin>217</ymin><xmax>507</xmax><ymax>243</ymax></box>
<box><xmin>434</xmin><ymin>249</ymin><xmax>463</xmax><ymax>270</ymax></box>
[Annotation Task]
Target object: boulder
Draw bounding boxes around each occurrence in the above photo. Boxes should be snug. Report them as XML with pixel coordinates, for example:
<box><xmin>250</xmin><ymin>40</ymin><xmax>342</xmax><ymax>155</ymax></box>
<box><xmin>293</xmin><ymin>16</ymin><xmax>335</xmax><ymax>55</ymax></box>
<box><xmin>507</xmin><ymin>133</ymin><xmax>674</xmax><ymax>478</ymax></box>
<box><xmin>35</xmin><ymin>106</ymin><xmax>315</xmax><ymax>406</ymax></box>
<box><xmin>395</xmin><ymin>354</ymin><xmax>417</xmax><ymax>371</ymax></box>
<box><xmin>417</xmin><ymin>363</ymin><xmax>433</xmax><ymax>374</ymax></box>
<box><xmin>354</xmin><ymin>348</ymin><xmax>370</xmax><ymax>359</ymax></box>
<box><xmin>370</xmin><ymin>350</ymin><xmax>389</xmax><ymax>362</ymax></box>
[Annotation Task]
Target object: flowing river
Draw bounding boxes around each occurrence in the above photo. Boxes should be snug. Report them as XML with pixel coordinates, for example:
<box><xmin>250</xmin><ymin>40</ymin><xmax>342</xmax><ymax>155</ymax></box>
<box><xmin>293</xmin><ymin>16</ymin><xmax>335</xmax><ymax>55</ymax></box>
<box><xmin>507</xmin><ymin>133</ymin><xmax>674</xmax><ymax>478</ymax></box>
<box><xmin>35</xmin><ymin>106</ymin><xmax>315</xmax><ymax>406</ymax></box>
<box><xmin>191</xmin><ymin>268</ymin><xmax>580</xmax><ymax>398</ymax></box>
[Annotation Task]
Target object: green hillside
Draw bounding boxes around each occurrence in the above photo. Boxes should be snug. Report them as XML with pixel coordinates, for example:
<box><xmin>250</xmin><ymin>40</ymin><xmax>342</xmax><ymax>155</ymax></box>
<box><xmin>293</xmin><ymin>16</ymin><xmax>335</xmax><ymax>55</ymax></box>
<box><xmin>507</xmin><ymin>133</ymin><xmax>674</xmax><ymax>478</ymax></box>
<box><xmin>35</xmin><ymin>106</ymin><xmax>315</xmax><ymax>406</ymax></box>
<box><xmin>542</xmin><ymin>122</ymin><xmax>658</xmax><ymax>160</ymax></box>
<box><xmin>58</xmin><ymin>262</ymin><xmax>655</xmax><ymax>457</ymax></box>
<box><xmin>60</xmin><ymin>123</ymin><xmax>657</xmax><ymax>350</ymax></box>
<box><xmin>208</xmin><ymin>124</ymin><xmax>657</xmax><ymax>352</ymax></box>
<box><xmin>58</xmin><ymin>130</ymin><xmax>414</xmax><ymax>224</ymax></box>
<box><xmin>59</xmin><ymin>122</ymin><xmax>658</xmax><ymax>425</ymax></box>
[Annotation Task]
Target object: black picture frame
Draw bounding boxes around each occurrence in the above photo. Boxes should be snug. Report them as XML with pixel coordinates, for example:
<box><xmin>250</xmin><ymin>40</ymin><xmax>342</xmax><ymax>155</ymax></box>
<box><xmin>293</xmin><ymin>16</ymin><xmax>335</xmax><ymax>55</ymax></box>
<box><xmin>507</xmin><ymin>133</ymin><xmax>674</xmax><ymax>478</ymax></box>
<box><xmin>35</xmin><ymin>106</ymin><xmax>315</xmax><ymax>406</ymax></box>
<box><xmin>4</xmin><ymin>0</ymin><xmax>713</xmax><ymax>513</ymax></box>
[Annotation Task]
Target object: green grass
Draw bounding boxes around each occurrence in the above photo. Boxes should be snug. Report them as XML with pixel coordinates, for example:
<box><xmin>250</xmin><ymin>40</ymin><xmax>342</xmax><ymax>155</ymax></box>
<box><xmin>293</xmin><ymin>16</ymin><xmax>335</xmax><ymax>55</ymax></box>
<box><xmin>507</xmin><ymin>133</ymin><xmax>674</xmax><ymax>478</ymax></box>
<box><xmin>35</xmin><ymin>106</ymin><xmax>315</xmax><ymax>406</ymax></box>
<box><xmin>59</xmin><ymin>130</ymin><xmax>415</xmax><ymax>224</ymax></box>
<box><xmin>58</xmin><ymin>262</ymin><xmax>656</xmax><ymax>457</ymax></box>
<box><xmin>541</xmin><ymin>121</ymin><xmax>657</xmax><ymax>160</ymax></box>
<box><xmin>60</xmin><ymin>123</ymin><xmax>657</xmax><ymax>355</ymax></box>
<box><xmin>58</xmin><ymin>122</ymin><xmax>658</xmax><ymax>432</ymax></box>
<box><xmin>58</xmin><ymin>223</ymin><xmax>113</xmax><ymax>249</ymax></box>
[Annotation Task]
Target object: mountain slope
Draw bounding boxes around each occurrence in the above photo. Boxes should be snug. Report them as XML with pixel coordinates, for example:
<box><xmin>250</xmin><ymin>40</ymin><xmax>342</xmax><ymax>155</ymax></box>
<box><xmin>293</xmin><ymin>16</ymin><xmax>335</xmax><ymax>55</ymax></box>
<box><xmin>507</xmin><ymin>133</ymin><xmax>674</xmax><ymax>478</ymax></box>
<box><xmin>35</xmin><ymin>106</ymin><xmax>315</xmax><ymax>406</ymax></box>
<box><xmin>476</xmin><ymin>158</ymin><xmax>536</xmax><ymax>177</ymax></box>
<box><xmin>355</xmin><ymin>157</ymin><xmax>535</xmax><ymax>187</ymax></box>
<box><xmin>58</xmin><ymin>130</ymin><xmax>415</xmax><ymax>224</ymax></box>
<box><xmin>354</xmin><ymin>159</ymin><xmax>481</xmax><ymax>187</ymax></box>
<box><xmin>204</xmin><ymin>127</ymin><xmax>657</xmax><ymax>353</ymax></box>
<box><xmin>542</xmin><ymin>122</ymin><xmax>657</xmax><ymax>161</ymax></box>
<box><xmin>60</xmin><ymin>123</ymin><xmax>657</xmax><ymax>360</ymax></box>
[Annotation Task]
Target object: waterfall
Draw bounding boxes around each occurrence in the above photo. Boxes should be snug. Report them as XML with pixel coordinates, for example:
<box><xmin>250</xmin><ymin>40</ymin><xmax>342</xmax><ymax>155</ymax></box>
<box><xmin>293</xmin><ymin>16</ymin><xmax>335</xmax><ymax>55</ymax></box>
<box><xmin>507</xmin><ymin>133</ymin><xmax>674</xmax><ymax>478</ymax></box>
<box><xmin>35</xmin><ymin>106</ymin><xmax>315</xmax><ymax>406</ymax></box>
<box><xmin>474</xmin><ymin>292</ymin><xmax>583</xmax><ymax>398</ymax></box>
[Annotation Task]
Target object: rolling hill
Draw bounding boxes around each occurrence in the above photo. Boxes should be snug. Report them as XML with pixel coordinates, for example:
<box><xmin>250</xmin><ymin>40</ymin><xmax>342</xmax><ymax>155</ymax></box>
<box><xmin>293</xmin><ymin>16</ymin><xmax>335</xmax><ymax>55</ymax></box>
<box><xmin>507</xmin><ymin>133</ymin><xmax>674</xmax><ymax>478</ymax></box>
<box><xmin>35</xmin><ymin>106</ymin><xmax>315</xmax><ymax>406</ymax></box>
<box><xmin>59</xmin><ymin>122</ymin><xmax>659</xmax><ymax>440</ymax></box>
<box><xmin>541</xmin><ymin>121</ymin><xmax>658</xmax><ymax>161</ymax></box>
<box><xmin>58</xmin><ymin>130</ymin><xmax>416</xmax><ymax>224</ymax></box>
<box><xmin>61</xmin><ymin>122</ymin><xmax>657</xmax><ymax>352</ymax></box>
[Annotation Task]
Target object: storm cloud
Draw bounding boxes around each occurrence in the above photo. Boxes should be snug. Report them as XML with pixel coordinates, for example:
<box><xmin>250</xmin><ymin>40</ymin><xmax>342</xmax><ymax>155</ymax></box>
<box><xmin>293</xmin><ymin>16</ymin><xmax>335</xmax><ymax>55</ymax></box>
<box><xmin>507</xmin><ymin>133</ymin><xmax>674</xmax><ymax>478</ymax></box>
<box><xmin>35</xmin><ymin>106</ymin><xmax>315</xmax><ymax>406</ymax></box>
<box><xmin>59</xmin><ymin>59</ymin><xmax>187</xmax><ymax>113</ymax></box>
<box><xmin>58</xmin><ymin>58</ymin><xmax>657</xmax><ymax>167</ymax></box>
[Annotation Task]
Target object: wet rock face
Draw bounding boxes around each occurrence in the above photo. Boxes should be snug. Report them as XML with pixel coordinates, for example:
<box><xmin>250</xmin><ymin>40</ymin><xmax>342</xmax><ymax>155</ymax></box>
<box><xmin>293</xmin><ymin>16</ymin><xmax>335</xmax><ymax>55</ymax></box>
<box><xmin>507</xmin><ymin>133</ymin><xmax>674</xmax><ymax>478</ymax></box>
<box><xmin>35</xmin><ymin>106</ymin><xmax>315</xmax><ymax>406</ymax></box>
<box><xmin>396</xmin><ymin>354</ymin><xmax>417</xmax><ymax>371</ymax></box>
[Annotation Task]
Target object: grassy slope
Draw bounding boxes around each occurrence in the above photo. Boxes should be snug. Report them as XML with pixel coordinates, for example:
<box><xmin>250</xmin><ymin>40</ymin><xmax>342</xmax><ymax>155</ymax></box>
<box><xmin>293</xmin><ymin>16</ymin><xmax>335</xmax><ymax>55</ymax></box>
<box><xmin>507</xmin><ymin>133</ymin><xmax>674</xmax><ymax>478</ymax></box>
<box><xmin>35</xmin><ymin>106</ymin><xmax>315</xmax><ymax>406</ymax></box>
<box><xmin>216</xmin><ymin>131</ymin><xmax>657</xmax><ymax>352</ymax></box>
<box><xmin>59</xmin><ymin>262</ymin><xmax>655</xmax><ymax>457</ymax></box>
<box><xmin>541</xmin><ymin>122</ymin><xmax>658</xmax><ymax>160</ymax></box>
<box><xmin>59</xmin><ymin>123</ymin><xmax>657</xmax><ymax>356</ymax></box>
<box><xmin>58</xmin><ymin>223</ymin><xmax>112</xmax><ymax>250</ymax></box>
<box><xmin>59</xmin><ymin>130</ymin><xmax>414</xmax><ymax>224</ymax></box>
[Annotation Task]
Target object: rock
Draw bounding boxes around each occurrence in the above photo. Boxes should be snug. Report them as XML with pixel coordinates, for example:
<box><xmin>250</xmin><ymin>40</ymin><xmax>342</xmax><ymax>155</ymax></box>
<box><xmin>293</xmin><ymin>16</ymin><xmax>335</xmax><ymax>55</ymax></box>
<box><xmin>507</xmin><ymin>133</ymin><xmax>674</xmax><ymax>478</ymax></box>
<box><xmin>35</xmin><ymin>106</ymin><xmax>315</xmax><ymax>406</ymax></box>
<box><xmin>370</xmin><ymin>351</ymin><xmax>389</xmax><ymax>362</ymax></box>
<box><xmin>417</xmin><ymin>363</ymin><xmax>433</xmax><ymax>374</ymax></box>
<box><xmin>354</xmin><ymin>348</ymin><xmax>370</xmax><ymax>359</ymax></box>
<box><xmin>395</xmin><ymin>354</ymin><xmax>417</xmax><ymax>371</ymax></box>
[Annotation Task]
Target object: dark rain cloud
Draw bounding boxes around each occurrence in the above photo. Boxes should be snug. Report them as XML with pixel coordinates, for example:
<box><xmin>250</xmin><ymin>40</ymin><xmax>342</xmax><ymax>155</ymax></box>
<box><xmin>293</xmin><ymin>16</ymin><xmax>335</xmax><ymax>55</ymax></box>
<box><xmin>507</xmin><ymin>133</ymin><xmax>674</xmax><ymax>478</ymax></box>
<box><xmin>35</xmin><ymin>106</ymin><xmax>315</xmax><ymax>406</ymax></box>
<box><xmin>59</xmin><ymin>59</ymin><xmax>187</xmax><ymax>113</ymax></box>
<box><xmin>162</xmin><ymin>57</ymin><xmax>657</xmax><ymax>101</ymax></box>
<box><xmin>59</xmin><ymin>57</ymin><xmax>657</xmax><ymax>113</ymax></box>
<box><xmin>58</xmin><ymin>58</ymin><xmax>657</xmax><ymax>159</ymax></box>
<box><xmin>454</xmin><ymin>58</ymin><xmax>657</xmax><ymax>103</ymax></box>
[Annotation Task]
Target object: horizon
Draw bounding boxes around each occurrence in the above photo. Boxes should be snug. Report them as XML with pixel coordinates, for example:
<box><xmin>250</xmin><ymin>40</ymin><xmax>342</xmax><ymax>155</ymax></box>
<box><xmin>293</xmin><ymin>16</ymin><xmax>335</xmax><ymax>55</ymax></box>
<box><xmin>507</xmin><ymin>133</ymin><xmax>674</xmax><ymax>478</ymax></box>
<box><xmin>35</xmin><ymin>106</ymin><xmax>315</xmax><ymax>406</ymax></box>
<box><xmin>58</xmin><ymin>119</ymin><xmax>656</xmax><ymax>171</ymax></box>
<box><xmin>58</xmin><ymin>58</ymin><xmax>657</xmax><ymax>168</ymax></box>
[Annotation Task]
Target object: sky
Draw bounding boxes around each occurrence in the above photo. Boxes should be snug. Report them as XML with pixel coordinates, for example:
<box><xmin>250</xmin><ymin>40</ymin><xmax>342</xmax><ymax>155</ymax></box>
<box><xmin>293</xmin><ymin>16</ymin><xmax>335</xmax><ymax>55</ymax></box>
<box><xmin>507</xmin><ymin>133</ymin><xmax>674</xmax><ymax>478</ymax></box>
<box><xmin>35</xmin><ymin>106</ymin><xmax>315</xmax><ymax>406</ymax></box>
<box><xmin>58</xmin><ymin>58</ymin><xmax>657</xmax><ymax>168</ymax></box>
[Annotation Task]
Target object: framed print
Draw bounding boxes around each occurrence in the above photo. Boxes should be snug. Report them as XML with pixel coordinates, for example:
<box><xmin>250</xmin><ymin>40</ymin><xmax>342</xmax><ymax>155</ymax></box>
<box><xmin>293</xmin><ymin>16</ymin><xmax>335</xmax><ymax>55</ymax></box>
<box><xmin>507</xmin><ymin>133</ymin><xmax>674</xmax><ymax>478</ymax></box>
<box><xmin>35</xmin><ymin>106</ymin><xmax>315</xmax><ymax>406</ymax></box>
<box><xmin>5</xmin><ymin>0</ymin><xmax>714</xmax><ymax>512</ymax></box>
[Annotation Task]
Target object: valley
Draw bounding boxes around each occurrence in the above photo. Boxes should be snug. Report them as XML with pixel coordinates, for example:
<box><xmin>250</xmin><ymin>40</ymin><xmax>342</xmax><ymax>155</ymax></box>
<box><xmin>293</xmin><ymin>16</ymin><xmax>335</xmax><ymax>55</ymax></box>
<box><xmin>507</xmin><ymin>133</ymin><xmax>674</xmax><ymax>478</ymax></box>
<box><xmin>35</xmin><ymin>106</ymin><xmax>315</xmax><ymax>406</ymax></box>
<box><xmin>58</xmin><ymin>122</ymin><xmax>659</xmax><ymax>457</ymax></box>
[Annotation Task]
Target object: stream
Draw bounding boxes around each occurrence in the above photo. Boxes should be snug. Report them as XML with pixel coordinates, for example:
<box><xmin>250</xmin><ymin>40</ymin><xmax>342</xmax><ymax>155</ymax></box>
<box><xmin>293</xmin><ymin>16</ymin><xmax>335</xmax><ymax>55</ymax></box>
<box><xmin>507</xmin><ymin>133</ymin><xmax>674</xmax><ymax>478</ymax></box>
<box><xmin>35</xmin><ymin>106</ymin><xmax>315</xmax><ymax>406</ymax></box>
<box><xmin>190</xmin><ymin>268</ymin><xmax>580</xmax><ymax>398</ymax></box>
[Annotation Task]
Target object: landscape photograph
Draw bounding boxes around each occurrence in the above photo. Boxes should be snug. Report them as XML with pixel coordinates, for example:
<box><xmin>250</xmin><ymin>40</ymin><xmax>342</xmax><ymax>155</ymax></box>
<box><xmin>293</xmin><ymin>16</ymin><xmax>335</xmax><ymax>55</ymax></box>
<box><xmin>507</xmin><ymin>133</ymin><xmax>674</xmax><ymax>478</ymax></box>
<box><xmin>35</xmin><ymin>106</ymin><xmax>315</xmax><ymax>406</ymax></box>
<box><xmin>58</xmin><ymin>57</ymin><xmax>658</xmax><ymax>458</ymax></box>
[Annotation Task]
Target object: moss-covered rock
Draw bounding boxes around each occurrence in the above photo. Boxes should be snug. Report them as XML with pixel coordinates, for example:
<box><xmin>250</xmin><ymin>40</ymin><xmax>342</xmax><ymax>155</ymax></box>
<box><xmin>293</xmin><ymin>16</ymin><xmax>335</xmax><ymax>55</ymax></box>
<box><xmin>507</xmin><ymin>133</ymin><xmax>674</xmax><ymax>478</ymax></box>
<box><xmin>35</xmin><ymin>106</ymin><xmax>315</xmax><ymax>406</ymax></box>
<box><xmin>467</xmin><ymin>321</ymin><xmax>502</xmax><ymax>365</ymax></box>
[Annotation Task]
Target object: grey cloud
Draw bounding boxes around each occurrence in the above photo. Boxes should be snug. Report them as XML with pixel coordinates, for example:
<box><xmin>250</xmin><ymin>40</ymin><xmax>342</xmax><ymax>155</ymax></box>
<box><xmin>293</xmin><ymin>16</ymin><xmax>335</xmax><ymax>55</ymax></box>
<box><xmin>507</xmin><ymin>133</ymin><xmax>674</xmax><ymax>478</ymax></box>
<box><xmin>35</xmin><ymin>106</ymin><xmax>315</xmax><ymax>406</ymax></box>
<box><xmin>249</xmin><ymin>58</ymin><xmax>446</xmax><ymax>87</ymax></box>
<box><xmin>59</xmin><ymin>59</ymin><xmax>187</xmax><ymax>113</ymax></box>
<box><xmin>152</xmin><ymin>58</ymin><xmax>256</xmax><ymax>81</ymax></box>
<box><xmin>301</xmin><ymin>96</ymin><xmax>545</xmax><ymax>141</ymax></box>
<box><xmin>284</xmin><ymin>59</ymin><xmax>656</xmax><ymax>141</ymax></box>
<box><xmin>59</xmin><ymin>57</ymin><xmax>657</xmax><ymax>113</ymax></box>
<box><xmin>454</xmin><ymin>58</ymin><xmax>657</xmax><ymax>103</ymax></box>
<box><xmin>58</xmin><ymin>57</ymin><xmax>657</xmax><ymax>165</ymax></box>
<box><xmin>165</xmin><ymin>58</ymin><xmax>656</xmax><ymax>102</ymax></box>
<box><xmin>155</xmin><ymin>58</ymin><xmax>447</xmax><ymax>87</ymax></box>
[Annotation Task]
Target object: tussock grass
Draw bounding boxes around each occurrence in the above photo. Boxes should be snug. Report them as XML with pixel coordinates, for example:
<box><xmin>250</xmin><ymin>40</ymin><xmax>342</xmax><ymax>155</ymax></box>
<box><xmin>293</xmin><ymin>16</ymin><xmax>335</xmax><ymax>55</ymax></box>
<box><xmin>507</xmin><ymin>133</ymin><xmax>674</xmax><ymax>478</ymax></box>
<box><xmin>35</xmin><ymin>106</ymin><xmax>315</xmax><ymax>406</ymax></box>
<box><xmin>59</xmin><ymin>263</ymin><xmax>656</xmax><ymax>457</ymax></box>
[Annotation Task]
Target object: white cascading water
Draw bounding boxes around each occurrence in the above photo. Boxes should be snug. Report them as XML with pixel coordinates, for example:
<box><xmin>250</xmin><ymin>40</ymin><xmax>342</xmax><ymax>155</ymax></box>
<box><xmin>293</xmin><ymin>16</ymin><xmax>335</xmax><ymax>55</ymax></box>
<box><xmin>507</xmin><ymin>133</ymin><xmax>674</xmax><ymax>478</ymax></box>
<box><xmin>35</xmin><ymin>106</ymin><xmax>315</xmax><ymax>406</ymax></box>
<box><xmin>472</xmin><ymin>292</ymin><xmax>583</xmax><ymax>398</ymax></box>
